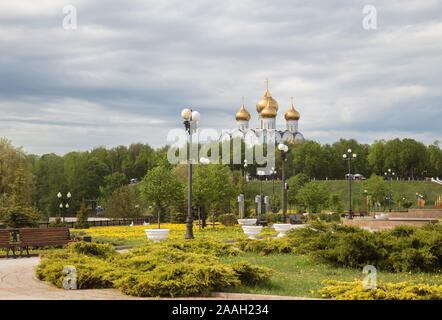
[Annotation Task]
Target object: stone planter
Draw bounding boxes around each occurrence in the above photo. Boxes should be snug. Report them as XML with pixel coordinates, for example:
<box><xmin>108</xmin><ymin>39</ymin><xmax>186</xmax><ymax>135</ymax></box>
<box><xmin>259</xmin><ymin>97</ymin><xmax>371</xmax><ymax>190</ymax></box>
<box><xmin>242</xmin><ymin>225</ymin><xmax>263</xmax><ymax>239</ymax></box>
<box><xmin>145</xmin><ymin>229</ymin><xmax>170</xmax><ymax>242</ymax></box>
<box><xmin>273</xmin><ymin>224</ymin><xmax>292</xmax><ymax>237</ymax></box>
<box><xmin>237</xmin><ymin>219</ymin><xmax>257</xmax><ymax>226</ymax></box>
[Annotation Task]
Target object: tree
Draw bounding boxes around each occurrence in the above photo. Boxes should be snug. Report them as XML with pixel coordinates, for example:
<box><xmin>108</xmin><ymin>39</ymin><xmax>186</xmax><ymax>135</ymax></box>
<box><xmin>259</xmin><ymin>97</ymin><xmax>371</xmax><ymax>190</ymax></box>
<box><xmin>362</xmin><ymin>174</ymin><xmax>388</xmax><ymax>205</ymax></box>
<box><xmin>99</xmin><ymin>172</ymin><xmax>127</xmax><ymax>201</ymax></box>
<box><xmin>296</xmin><ymin>181</ymin><xmax>329</xmax><ymax>213</ymax></box>
<box><xmin>0</xmin><ymin>163</ymin><xmax>39</xmax><ymax>228</ymax></box>
<box><xmin>139</xmin><ymin>165</ymin><xmax>182</xmax><ymax>228</ymax></box>
<box><xmin>287</xmin><ymin>173</ymin><xmax>310</xmax><ymax>210</ymax></box>
<box><xmin>104</xmin><ymin>185</ymin><xmax>141</xmax><ymax>220</ymax></box>
<box><xmin>74</xmin><ymin>200</ymin><xmax>90</xmax><ymax>229</ymax></box>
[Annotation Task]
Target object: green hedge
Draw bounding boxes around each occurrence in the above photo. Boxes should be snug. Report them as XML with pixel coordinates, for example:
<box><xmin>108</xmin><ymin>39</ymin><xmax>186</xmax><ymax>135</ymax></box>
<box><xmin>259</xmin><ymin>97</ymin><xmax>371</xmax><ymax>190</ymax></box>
<box><xmin>287</xmin><ymin>222</ymin><xmax>442</xmax><ymax>272</ymax></box>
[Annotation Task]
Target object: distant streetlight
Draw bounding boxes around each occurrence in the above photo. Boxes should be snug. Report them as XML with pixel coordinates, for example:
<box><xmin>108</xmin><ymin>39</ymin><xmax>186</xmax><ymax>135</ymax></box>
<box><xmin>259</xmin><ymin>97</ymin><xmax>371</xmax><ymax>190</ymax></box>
<box><xmin>342</xmin><ymin>149</ymin><xmax>357</xmax><ymax>219</ymax></box>
<box><xmin>257</xmin><ymin>170</ymin><xmax>266</xmax><ymax>216</ymax></box>
<box><xmin>384</xmin><ymin>169</ymin><xmax>395</xmax><ymax>212</ymax></box>
<box><xmin>57</xmin><ymin>192</ymin><xmax>72</xmax><ymax>222</ymax></box>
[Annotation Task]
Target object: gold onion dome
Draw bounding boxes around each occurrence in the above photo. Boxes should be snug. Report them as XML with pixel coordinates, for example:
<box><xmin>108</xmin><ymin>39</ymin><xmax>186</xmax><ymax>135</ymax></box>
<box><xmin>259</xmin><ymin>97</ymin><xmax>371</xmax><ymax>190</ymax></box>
<box><xmin>235</xmin><ymin>104</ymin><xmax>251</xmax><ymax>121</ymax></box>
<box><xmin>285</xmin><ymin>102</ymin><xmax>300</xmax><ymax>121</ymax></box>
<box><xmin>260</xmin><ymin>101</ymin><xmax>277</xmax><ymax>118</ymax></box>
<box><xmin>256</xmin><ymin>90</ymin><xmax>279</xmax><ymax>114</ymax></box>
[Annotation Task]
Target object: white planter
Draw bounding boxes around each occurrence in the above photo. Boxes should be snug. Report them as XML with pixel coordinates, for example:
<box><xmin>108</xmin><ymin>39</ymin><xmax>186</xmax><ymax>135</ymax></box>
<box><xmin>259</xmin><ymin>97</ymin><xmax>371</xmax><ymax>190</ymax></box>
<box><xmin>375</xmin><ymin>214</ymin><xmax>389</xmax><ymax>220</ymax></box>
<box><xmin>145</xmin><ymin>229</ymin><xmax>170</xmax><ymax>242</ymax></box>
<box><xmin>273</xmin><ymin>224</ymin><xmax>292</xmax><ymax>237</ymax></box>
<box><xmin>242</xmin><ymin>225</ymin><xmax>263</xmax><ymax>239</ymax></box>
<box><xmin>237</xmin><ymin>219</ymin><xmax>257</xmax><ymax>226</ymax></box>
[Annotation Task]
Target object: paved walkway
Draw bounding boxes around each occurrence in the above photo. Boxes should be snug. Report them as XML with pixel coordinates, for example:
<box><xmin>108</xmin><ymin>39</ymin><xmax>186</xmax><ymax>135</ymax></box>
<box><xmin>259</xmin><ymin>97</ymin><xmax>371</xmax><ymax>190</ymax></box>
<box><xmin>0</xmin><ymin>257</ymin><xmax>313</xmax><ymax>300</ymax></box>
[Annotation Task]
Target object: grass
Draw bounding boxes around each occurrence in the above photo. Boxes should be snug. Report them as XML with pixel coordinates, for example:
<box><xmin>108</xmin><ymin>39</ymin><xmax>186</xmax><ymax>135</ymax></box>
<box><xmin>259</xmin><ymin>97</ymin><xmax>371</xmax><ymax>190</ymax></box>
<box><xmin>247</xmin><ymin>180</ymin><xmax>442</xmax><ymax>211</ymax></box>
<box><xmin>219</xmin><ymin>252</ymin><xmax>442</xmax><ymax>298</ymax></box>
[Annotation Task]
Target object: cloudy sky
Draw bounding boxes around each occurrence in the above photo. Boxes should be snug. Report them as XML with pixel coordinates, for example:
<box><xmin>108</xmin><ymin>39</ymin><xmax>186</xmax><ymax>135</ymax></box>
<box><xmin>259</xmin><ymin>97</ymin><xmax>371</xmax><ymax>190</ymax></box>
<box><xmin>1</xmin><ymin>0</ymin><xmax>441</xmax><ymax>155</ymax></box>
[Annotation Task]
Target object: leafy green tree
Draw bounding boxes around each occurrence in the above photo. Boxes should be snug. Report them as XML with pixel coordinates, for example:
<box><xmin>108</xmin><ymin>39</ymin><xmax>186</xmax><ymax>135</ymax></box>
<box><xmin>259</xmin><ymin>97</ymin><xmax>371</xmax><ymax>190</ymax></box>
<box><xmin>139</xmin><ymin>165</ymin><xmax>182</xmax><ymax>228</ymax></box>
<box><xmin>287</xmin><ymin>173</ymin><xmax>310</xmax><ymax>210</ymax></box>
<box><xmin>74</xmin><ymin>200</ymin><xmax>90</xmax><ymax>229</ymax></box>
<box><xmin>104</xmin><ymin>185</ymin><xmax>141</xmax><ymax>220</ymax></box>
<box><xmin>99</xmin><ymin>172</ymin><xmax>127</xmax><ymax>201</ymax></box>
<box><xmin>362</xmin><ymin>174</ymin><xmax>388</xmax><ymax>205</ymax></box>
<box><xmin>296</xmin><ymin>181</ymin><xmax>329</xmax><ymax>213</ymax></box>
<box><xmin>0</xmin><ymin>163</ymin><xmax>39</xmax><ymax>228</ymax></box>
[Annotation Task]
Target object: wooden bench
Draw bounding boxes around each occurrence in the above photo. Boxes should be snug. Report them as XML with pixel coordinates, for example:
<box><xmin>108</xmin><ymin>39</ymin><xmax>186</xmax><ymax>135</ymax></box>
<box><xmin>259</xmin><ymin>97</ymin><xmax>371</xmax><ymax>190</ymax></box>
<box><xmin>18</xmin><ymin>227</ymin><xmax>72</xmax><ymax>257</ymax></box>
<box><xmin>0</xmin><ymin>230</ymin><xmax>19</xmax><ymax>258</ymax></box>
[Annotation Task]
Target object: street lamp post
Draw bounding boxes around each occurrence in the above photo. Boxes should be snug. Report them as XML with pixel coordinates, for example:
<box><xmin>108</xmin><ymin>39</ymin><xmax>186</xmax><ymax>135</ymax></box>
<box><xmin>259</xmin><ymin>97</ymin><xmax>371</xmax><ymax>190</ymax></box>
<box><xmin>384</xmin><ymin>169</ymin><xmax>395</xmax><ymax>212</ymax></box>
<box><xmin>342</xmin><ymin>149</ymin><xmax>357</xmax><ymax>219</ymax></box>
<box><xmin>270</xmin><ymin>167</ymin><xmax>276</xmax><ymax>198</ymax></box>
<box><xmin>57</xmin><ymin>192</ymin><xmax>72</xmax><ymax>222</ymax></box>
<box><xmin>182</xmin><ymin>108</ymin><xmax>200</xmax><ymax>240</ymax></box>
<box><xmin>278</xmin><ymin>143</ymin><xmax>289</xmax><ymax>223</ymax></box>
<box><xmin>364</xmin><ymin>189</ymin><xmax>369</xmax><ymax>215</ymax></box>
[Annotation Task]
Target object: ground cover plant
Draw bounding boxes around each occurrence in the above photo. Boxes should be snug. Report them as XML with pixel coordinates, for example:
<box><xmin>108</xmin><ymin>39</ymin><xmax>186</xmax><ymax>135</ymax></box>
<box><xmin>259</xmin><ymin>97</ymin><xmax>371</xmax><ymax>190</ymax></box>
<box><xmin>319</xmin><ymin>280</ymin><xmax>442</xmax><ymax>300</ymax></box>
<box><xmin>36</xmin><ymin>240</ymin><xmax>272</xmax><ymax>297</ymax></box>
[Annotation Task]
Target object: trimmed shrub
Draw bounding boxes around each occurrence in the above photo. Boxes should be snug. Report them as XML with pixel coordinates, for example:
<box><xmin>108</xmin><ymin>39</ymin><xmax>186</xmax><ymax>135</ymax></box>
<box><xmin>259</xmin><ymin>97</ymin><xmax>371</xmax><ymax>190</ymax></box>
<box><xmin>36</xmin><ymin>239</ymin><xmax>272</xmax><ymax>297</ymax></box>
<box><xmin>320</xmin><ymin>280</ymin><xmax>442</xmax><ymax>300</ymax></box>
<box><xmin>238</xmin><ymin>237</ymin><xmax>296</xmax><ymax>255</ymax></box>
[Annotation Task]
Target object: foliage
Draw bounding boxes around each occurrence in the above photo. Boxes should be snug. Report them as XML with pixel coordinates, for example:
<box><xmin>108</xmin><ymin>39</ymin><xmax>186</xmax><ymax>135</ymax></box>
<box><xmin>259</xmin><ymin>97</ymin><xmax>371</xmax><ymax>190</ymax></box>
<box><xmin>285</xmin><ymin>222</ymin><xmax>442</xmax><ymax>272</ymax></box>
<box><xmin>362</xmin><ymin>174</ymin><xmax>388</xmax><ymax>204</ymax></box>
<box><xmin>260</xmin><ymin>212</ymin><xmax>282</xmax><ymax>223</ymax></box>
<box><xmin>48</xmin><ymin>215</ymin><xmax>67</xmax><ymax>228</ymax></box>
<box><xmin>36</xmin><ymin>239</ymin><xmax>272</xmax><ymax>297</ymax></box>
<box><xmin>74</xmin><ymin>200</ymin><xmax>90</xmax><ymax>229</ymax></box>
<box><xmin>0</xmin><ymin>164</ymin><xmax>39</xmax><ymax>228</ymax></box>
<box><xmin>296</xmin><ymin>181</ymin><xmax>330</xmax><ymax>213</ymax></box>
<box><xmin>238</xmin><ymin>238</ymin><xmax>296</xmax><ymax>255</ymax></box>
<box><xmin>218</xmin><ymin>214</ymin><xmax>238</xmax><ymax>226</ymax></box>
<box><xmin>139</xmin><ymin>165</ymin><xmax>182</xmax><ymax>228</ymax></box>
<box><xmin>104</xmin><ymin>185</ymin><xmax>141</xmax><ymax>219</ymax></box>
<box><xmin>319</xmin><ymin>280</ymin><xmax>442</xmax><ymax>300</ymax></box>
<box><xmin>69</xmin><ymin>241</ymin><xmax>117</xmax><ymax>258</ymax></box>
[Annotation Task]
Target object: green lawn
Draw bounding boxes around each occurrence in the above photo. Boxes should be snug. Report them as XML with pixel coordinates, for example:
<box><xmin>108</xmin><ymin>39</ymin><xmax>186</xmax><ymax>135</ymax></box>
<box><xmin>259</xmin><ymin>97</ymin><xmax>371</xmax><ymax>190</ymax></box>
<box><xmin>220</xmin><ymin>252</ymin><xmax>442</xmax><ymax>298</ymax></box>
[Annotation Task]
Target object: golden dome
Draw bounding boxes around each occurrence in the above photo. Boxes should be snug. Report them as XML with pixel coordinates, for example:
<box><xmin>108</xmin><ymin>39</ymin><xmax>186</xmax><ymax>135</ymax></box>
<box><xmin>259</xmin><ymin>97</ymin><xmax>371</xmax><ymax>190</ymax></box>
<box><xmin>285</xmin><ymin>102</ymin><xmax>300</xmax><ymax>121</ymax></box>
<box><xmin>235</xmin><ymin>104</ymin><xmax>251</xmax><ymax>121</ymax></box>
<box><xmin>260</xmin><ymin>101</ymin><xmax>277</xmax><ymax>118</ymax></box>
<box><xmin>256</xmin><ymin>90</ymin><xmax>279</xmax><ymax>114</ymax></box>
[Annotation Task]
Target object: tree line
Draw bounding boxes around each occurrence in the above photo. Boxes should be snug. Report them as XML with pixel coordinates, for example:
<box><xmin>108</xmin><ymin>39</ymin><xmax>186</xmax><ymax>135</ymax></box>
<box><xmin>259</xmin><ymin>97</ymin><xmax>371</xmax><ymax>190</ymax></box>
<box><xmin>0</xmin><ymin>136</ymin><xmax>440</xmax><ymax>225</ymax></box>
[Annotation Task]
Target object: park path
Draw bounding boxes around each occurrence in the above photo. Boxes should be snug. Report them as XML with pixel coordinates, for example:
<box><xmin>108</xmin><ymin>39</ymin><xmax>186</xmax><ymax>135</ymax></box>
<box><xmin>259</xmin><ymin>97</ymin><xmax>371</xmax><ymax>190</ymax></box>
<box><xmin>0</xmin><ymin>257</ymin><xmax>311</xmax><ymax>300</ymax></box>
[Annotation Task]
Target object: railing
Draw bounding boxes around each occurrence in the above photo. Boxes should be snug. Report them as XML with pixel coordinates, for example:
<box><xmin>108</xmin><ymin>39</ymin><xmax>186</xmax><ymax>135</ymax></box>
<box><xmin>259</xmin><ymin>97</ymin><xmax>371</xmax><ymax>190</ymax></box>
<box><xmin>38</xmin><ymin>217</ymin><xmax>152</xmax><ymax>229</ymax></box>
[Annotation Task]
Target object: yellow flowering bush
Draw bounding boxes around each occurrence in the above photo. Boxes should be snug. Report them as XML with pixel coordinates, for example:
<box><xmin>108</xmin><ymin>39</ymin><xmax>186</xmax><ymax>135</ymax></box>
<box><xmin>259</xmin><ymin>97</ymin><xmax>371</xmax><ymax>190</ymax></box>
<box><xmin>319</xmin><ymin>280</ymin><xmax>442</xmax><ymax>300</ymax></box>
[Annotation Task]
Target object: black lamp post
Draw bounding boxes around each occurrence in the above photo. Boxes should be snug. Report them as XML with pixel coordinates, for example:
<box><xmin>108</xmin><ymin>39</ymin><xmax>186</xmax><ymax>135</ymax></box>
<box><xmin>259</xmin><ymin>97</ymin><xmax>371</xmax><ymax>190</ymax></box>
<box><xmin>384</xmin><ymin>169</ymin><xmax>395</xmax><ymax>212</ymax></box>
<box><xmin>181</xmin><ymin>108</ymin><xmax>200</xmax><ymax>240</ymax></box>
<box><xmin>278</xmin><ymin>143</ymin><xmax>289</xmax><ymax>223</ymax></box>
<box><xmin>342</xmin><ymin>149</ymin><xmax>357</xmax><ymax>219</ymax></box>
<box><xmin>57</xmin><ymin>192</ymin><xmax>72</xmax><ymax>222</ymax></box>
